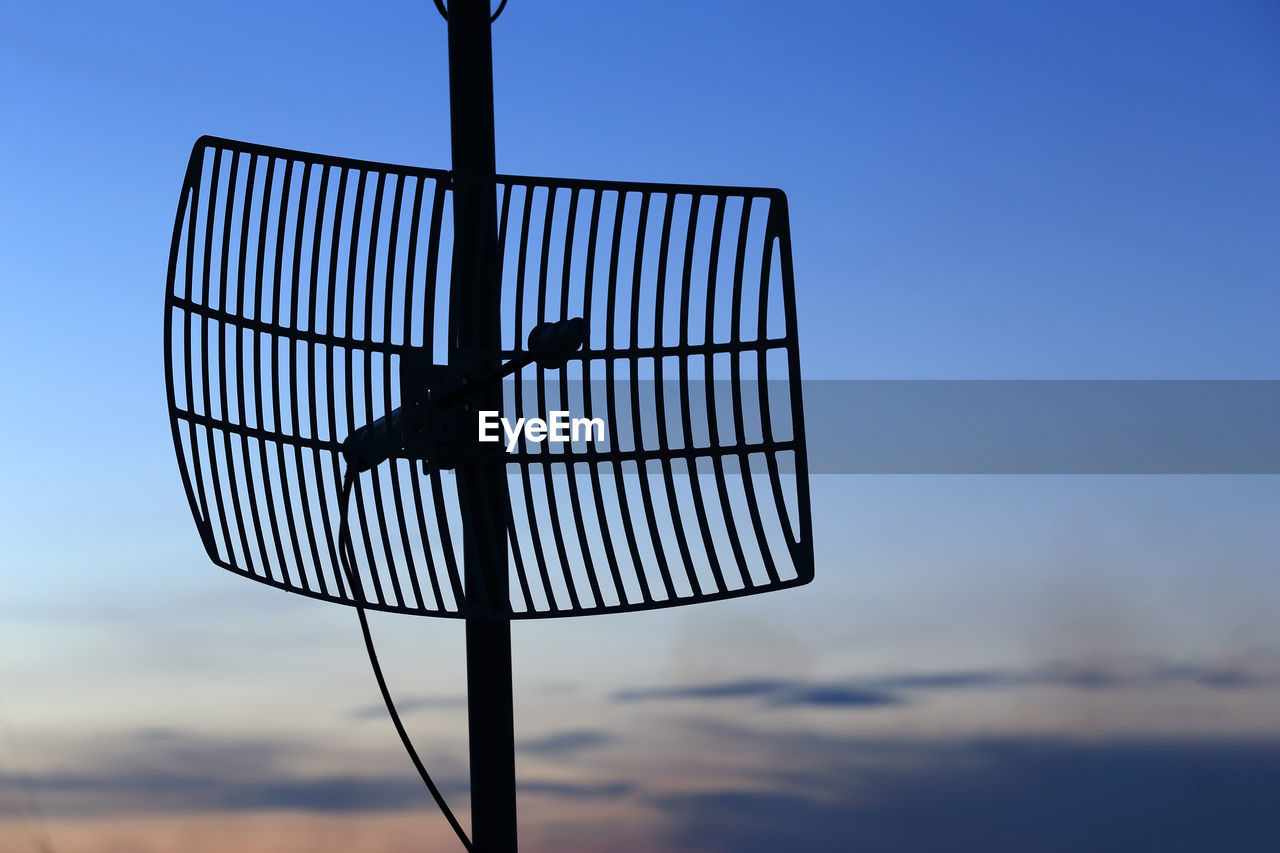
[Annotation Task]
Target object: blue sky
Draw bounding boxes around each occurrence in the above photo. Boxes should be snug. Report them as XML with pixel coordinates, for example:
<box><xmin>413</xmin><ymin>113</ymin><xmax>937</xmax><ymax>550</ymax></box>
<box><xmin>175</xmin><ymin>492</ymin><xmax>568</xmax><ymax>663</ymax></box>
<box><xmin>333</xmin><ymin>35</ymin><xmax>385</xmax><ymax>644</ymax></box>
<box><xmin>2</xmin><ymin>1</ymin><xmax>1278</xmax><ymax>851</ymax></box>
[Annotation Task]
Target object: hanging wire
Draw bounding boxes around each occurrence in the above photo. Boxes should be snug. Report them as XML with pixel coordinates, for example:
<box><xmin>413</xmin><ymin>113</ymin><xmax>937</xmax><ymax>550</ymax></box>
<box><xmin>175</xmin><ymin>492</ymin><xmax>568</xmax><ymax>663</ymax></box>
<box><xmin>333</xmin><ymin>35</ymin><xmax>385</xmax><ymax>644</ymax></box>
<box><xmin>339</xmin><ymin>470</ymin><xmax>474</xmax><ymax>852</ymax></box>
<box><xmin>432</xmin><ymin>0</ymin><xmax>510</xmax><ymax>23</ymax></box>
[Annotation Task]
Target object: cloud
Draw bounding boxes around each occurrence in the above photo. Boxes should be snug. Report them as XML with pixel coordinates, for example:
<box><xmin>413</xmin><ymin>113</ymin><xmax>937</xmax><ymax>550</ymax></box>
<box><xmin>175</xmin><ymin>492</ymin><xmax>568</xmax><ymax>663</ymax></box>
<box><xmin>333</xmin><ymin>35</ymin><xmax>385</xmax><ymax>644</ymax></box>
<box><xmin>519</xmin><ymin>779</ymin><xmax>634</xmax><ymax>800</ymax></box>
<box><xmin>350</xmin><ymin>694</ymin><xmax>467</xmax><ymax>721</ymax></box>
<box><xmin>0</xmin><ymin>770</ymin><xmax>448</xmax><ymax>816</ymax></box>
<box><xmin>766</xmin><ymin>685</ymin><xmax>901</xmax><ymax>708</ymax></box>
<box><xmin>9</xmin><ymin>719</ymin><xmax>1280</xmax><ymax>853</ymax></box>
<box><xmin>518</xmin><ymin>730</ymin><xmax>616</xmax><ymax>758</ymax></box>
<box><xmin>610</xmin><ymin>657</ymin><xmax>1280</xmax><ymax>709</ymax></box>
<box><xmin>613</xmin><ymin>680</ymin><xmax>793</xmax><ymax>702</ymax></box>
<box><xmin>872</xmin><ymin>659</ymin><xmax>1280</xmax><ymax>692</ymax></box>
<box><xmin>1149</xmin><ymin>662</ymin><xmax>1279</xmax><ymax>690</ymax></box>
<box><xmin>0</xmin><ymin>728</ymin><xmax>468</xmax><ymax>817</ymax></box>
<box><xmin>650</xmin><ymin>734</ymin><xmax>1280</xmax><ymax>853</ymax></box>
<box><xmin>0</xmin><ymin>726</ymin><xmax>642</xmax><ymax>818</ymax></box>
<box><xmin>868</xmin><ymin>669</ymin><xmax>1014</xmax><ymax>690</ymax></box>
<box><xmin>612</xmin><ymin>678</ymin><xmax>901</xmax><ymax>708</ymax></box>
<box><xmin>0</xmin><ymin>769</ymin><xmax>637</xmax><ymax>816</ymax></box>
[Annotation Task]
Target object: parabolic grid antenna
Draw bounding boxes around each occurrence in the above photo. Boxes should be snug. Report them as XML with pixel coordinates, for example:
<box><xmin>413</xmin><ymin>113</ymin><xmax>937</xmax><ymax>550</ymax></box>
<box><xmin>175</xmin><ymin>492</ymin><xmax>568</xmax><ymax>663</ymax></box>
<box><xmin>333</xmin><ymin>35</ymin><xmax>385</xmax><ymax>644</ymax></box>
<box><xmin>163</xmin><ymin>2</ymin><xmax>811</xmax><ymax>851</ymax></box>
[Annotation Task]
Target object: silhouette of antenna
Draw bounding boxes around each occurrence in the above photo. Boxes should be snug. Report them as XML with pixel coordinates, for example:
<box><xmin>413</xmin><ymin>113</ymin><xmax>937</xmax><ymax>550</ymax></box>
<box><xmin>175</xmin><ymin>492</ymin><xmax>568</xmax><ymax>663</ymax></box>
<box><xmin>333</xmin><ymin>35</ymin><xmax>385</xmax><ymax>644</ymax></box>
<box><xmin>162</xmin><ymin>2</ymin><xmax>812</xmax><ymax>850</ymax></box>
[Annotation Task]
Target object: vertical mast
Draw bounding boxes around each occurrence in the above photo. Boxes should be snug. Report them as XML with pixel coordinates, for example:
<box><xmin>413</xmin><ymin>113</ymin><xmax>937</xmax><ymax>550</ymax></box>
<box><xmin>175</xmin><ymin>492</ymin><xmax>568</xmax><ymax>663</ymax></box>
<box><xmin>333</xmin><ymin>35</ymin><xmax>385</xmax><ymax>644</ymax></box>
<box><xmin>445</xmin><ymin>1</ymin><xmax>517</xmax><ymax>851</ymax></box>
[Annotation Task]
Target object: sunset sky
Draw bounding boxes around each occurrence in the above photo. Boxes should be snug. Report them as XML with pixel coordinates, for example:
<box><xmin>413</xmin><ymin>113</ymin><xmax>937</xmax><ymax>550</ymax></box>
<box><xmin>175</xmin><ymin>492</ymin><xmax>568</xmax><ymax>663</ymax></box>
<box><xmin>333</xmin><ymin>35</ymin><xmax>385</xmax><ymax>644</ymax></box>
<box><xmin>2</xmin><ymin>1</ymin><xmax>1278</xmax><ymax>851</ymax></box>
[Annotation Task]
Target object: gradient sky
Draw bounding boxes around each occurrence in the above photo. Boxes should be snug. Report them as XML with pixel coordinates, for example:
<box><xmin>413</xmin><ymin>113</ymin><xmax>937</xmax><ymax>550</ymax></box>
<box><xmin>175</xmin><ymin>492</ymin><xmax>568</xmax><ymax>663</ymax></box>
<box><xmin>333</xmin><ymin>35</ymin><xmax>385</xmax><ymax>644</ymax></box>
<box><xmin>2</xmin><ymin>1</ymin><xmax>1278</xmax><ymax>851</ymax></box>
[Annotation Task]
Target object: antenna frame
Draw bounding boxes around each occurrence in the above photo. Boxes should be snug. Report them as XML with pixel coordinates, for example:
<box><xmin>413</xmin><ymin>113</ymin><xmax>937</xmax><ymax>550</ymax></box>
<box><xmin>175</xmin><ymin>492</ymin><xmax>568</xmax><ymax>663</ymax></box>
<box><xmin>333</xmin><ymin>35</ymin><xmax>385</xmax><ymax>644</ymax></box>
<box><xmin>162</xmin><ymin>2</ymin><xmax>813</xmax><ymax>849</ymax></box>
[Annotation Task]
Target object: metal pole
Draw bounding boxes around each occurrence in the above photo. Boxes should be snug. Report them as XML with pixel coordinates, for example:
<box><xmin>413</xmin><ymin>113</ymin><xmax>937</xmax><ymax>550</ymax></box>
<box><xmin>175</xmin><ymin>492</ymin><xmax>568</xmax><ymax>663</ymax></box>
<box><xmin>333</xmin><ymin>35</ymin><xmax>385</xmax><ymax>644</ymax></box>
<box><xmin>445</xmin><ymin>2</ymin><xmax>517</xmax><ymax>853</ymax></box>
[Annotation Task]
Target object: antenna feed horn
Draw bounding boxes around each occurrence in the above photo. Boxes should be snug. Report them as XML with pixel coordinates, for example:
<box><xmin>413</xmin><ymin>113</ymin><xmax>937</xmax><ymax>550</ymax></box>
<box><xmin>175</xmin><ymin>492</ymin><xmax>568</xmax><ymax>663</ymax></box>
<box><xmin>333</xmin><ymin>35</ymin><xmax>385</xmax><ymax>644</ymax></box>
<box><xmin>341</xmin><ymin>317</ymin><xmax>587</xmax><ymax>473</ymax></box>
<box><xmin>527</xmin><ymin>317</ymin><xmax>587</xmax><ymax>370</ymax></box>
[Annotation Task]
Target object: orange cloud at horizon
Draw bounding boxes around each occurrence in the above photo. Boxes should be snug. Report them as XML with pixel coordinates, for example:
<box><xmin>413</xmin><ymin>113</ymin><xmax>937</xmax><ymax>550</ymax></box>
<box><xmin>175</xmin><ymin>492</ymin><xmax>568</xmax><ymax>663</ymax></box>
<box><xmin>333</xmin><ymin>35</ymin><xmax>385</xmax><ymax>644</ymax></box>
<box><xmin>3</xmin><ymin>807</ymin><xmax>678</xmax><ymax>853</ymax></box>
